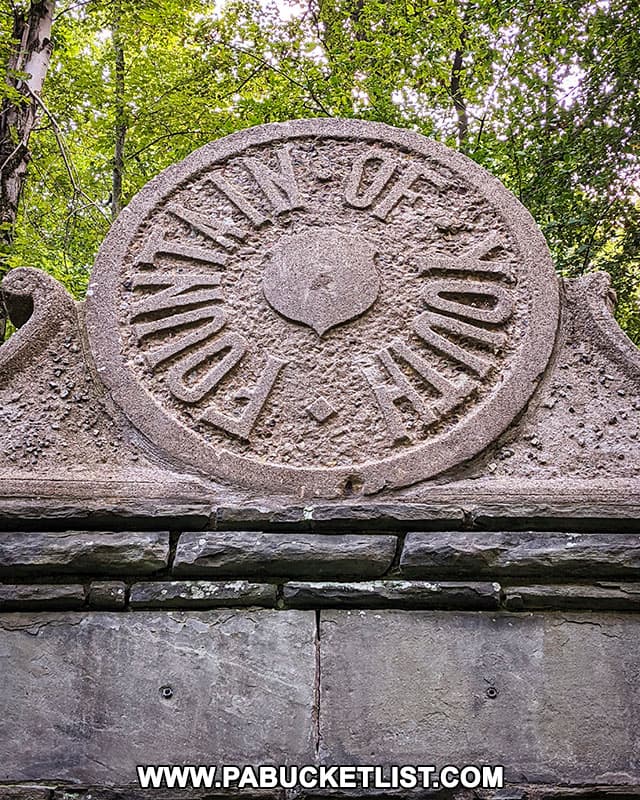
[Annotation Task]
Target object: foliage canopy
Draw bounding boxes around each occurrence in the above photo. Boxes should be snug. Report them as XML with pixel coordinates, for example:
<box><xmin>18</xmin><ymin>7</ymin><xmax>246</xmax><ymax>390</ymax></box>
<box><xmin>2</xmin><ymin>0</ymin><xmax>639</xmax><ymax>340</ymax></box>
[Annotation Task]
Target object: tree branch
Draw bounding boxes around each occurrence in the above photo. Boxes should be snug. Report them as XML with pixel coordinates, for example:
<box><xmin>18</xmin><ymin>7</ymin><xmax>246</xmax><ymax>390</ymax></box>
<box><xmin>26</xmin><ymin>89</ymin><xmax>110</xmax><ymax>222</ymax></box>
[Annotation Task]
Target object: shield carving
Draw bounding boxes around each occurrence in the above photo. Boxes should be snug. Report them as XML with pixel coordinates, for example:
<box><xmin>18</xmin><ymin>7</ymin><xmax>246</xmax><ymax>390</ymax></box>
<box><xmin>262</xmin><ymin>230</ymin><xmax>380</xmax><ymax>336</ymax></box>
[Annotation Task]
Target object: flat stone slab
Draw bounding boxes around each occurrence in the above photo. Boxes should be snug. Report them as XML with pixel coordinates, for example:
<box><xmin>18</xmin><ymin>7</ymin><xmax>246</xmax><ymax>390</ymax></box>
<box><xmin>0</xmin><ymin>787</ymin><xmax>54</xmax><ymax>800</ymax></box>
<box><xmin>320</xmin><ymin>610</ymin><xmax>640</xmax><ymax>783</ymax></box>
<box><xmin>400</xmin><ymin>532</ymin><xmax>640</xmax><ymax>578</ymax></box>
<box><xmin>0</xmin><ymin>610</ymin><xmax>315</xmax><ymax>783</ymax></box>
<box><xmin>505</xmin><ymin>583</ymin><xmax>640</xmax><ymax>611</ymax></box>
<box><xmin>0</xmin><ymin>531</ymin><xmax>170</xmax><ymax>575</ymax></box>
<box><xmin>173</xmin><ymin>532</ymin><xmax>397</xmax><ymax>579</ymax></box>
<box><xmin>130</xmin><ymin>580</ymin><xmax>277</xmax><ymax>608</ymax></box>
<box><xmin>0</xmin><ymin>584</ymin><xmax>85</xmax><ymax>611</ymax></box>
<box><xmin>283</xmin><ymin>581</ymin><xmax>500</xmax><ymax>609</ymax></box>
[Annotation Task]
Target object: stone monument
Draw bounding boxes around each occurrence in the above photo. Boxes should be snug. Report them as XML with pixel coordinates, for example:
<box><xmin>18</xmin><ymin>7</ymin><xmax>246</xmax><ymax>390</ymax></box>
<box><xmin>0</xmin><ymin>119</ymin><xmax>639</xmax><ymax>798</ymax></box>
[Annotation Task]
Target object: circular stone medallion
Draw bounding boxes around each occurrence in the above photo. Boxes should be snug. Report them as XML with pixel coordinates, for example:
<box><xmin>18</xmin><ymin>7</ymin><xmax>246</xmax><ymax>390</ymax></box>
<box><xmin>85</xmin><ymin>118</ymin><xmax>559</xmax><ymax>496</ymax></box>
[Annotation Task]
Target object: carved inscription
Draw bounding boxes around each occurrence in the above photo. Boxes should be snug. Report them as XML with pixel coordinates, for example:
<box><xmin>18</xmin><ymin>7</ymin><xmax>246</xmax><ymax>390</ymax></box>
<box><xmin>345</xmin><ymin>153</ymin><xmax>446</xmax><ymax>220</ymax></box>
<box><xmin>86</xmin><ymin>119</ymin><xmax>558</xmax><ymax>492</ymax></box>
<box><xmin>128</xmin><ymin>148</ymin><xmax>516</xmax><ymax>447</ymax></box>
<box><xmin>130</xmin><ymin>273</ymin><xmax>286</xmax><ymax>439</ymax></box>
<box><xmin>362</xmin><ymin>238</ymin><xmax>513</xmax><ymax>443</ymax></box>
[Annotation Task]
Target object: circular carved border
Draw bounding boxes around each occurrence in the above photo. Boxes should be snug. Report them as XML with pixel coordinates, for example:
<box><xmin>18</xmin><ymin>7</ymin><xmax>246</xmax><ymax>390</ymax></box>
<box><xmin>85</xmin><ymin>118</ymin><xmax>560</xmax><ymax>497</ymax></box>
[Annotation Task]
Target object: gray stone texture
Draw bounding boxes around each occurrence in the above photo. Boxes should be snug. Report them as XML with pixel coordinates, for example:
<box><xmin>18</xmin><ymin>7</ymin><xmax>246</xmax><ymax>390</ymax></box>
<box><xmin>84</xmin><ymin>118</ymin><xmax>559</xmax><ymax>497</ymax></box>
<box><xmin>283</xmin><ymin>580</ymin><xmax>500</xmax><ymax>609</ymax></box>
<box><xmin>0</xmin><ymin>268</ymin><xmax>152</xmax><ymax>479</ymax></box>
<box><xmin>87</xmin><ymin>581</ymin><xmax>126</xmax><ymax>609</ymax></box>
<box><xmin>129</xmin><ymin>580</ymin><xmax>277</xmax><ymax>608</ymax></box>
<box><xmin>0</xmin><ymin>584</ymin><xmax>85</xmax><ymax>611</ymax></box>
<box><xmin>319</xmin><ymin>610</ymin><xmax>640</xmax><ymax>782</ymax></box>
<box><xmin>457</xmin><ymin>273</ymin><xmax>640</xmax><ymax>485</ymax></box>
<box><xmin>0</xmin><ymin>610</ymin><xmax>315</xmax><ymax>784</ymax></box>
<box><xmin>400</xmin><ymin>532</ymin><xmax>640</xmax><ymax>578</ymax></box>
<box><xmin>52</xmin><ymin>785</ymin><xmax>284</xmax><ymax>800</ymax></box>
<box><xmin>0</xmin><ymin>531</ymin><xmax>170</xmax><ymax>575</ymax></box>
<box><xmin>49</xmin><ymin>788</ymin><xmax>284</xmax><ymax>800</ymax></box>
<box><xmin>505</xmin><ymin>582</ymin><xmax>640</xmax><ymax>611</ymax></box>
<box><xmin>215</xmin><ymin>502</ymin><xmax>465</xmax><ymax>531</ymax></box>
<box><xmin>1</xmin><ymin>117</ymin><xmax>640</xmax><ymax>796</ymax></box>
<box><xmin>173</xmin><ymin>532</ymin><xmax>397</xmax><ymax>579</ymax></box>
<box><xmin>0</xmin><ymin>141</ymin><xmax>638</xmax><ymax>507</ymax></box>
<box><xmin>0</xmin><ymin>788</ymin><xmax>53</xmax><ymax>800</ymax></box>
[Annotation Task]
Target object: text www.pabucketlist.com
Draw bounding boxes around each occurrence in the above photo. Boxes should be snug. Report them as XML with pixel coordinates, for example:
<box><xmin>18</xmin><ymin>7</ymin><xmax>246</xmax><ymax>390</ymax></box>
<box><xmin>137</xmin><ymin>764</ymin><xmax>505</xmax><ymax>790</ymax></box>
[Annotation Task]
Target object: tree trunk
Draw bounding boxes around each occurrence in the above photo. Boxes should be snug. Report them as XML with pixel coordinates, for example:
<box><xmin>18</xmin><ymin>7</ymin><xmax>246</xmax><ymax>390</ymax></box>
<box><xmin>450</xmin><ymin>40</ymin><xmax>469</xmax><ymax>149</ymax></box>
<box><xmin>112</xmin><ymin>5</ymin><xmax>126</xmax><ymax>220</ymax></box>
<box><xmin>0</xmin><ymin>1</ymin><xmax>56</xmax><ymax>272</ymax></box>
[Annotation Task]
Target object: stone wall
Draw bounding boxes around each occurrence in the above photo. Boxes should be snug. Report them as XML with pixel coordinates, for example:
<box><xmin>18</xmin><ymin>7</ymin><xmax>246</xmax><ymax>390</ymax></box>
<box><xmin>1</xmin><ymin>119</ymin><xmax>639</xmax><ymax>798</ymax></box>
<box><xmin>2</xmin><ymin>518</ymin><xmax>640</xmax><ymax>795</ymax></box>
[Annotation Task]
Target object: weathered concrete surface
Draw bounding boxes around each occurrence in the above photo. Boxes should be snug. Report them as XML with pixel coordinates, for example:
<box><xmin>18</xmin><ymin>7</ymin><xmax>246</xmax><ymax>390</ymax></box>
<box><xmin>0</xmin><ymin>610</ymin><xmax>316</xmax><ymax>783</ymax></box>
<box><xmin>400</xmin><ymin>532</ymin><xmax>640</xmax><ymax>578</ymax></box>
<box><xmin>283</xmin><ymin>581</ymin><xmax>500</xmax><ymax>609</ymax></box>
<box><xmin>0</xmin><ymin>531</ymin><xmax>170</xmax><ymax>575</ymax></box>
<box><xmin>130</xmin><ymin>580</ymin><xmax>277</xmax><ymax>608</ymax></box>
<box><xmin>505</xmin><ymin>583</ymin><xmax>640</xmax><ymax>611</ymax></box>
<box><xmin>0</xmin><ymin>584</ymin><xmax>85</xmax><ymax>611</ymax></box>
<box><xmin>173</xmin><ymin>532</ymin><xmax>397</xmax><ymax>579</ymax></box>
<box><xmin>455</xmin><ymin>272</ymin><xmax>640</xmax><ymax>487</ymax></box>
<box><xmin>320</xmin><ymin>610</ymin><xmax>640</xmax><ymax>783</ymax></box>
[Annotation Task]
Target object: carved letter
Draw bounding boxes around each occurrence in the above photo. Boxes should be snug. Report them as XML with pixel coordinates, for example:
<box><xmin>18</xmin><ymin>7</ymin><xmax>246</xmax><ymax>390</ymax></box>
<box><xmin>344</xmin><ymin>153</ymin><xmax>396</xmax><ymax>209</ymax></box>
<box><xmin>135</xmin><ymin>231</ymin><xmax>228</xmax><ymax>268</ymax></box>
<box><xmin>372</xmin><ymin>164</ymin><xmax>446</xmax><ymax>221</ymax></box>
<box><xmin>243</xmin><ymin>146</ymin><xmax>303</xmax><ymax>214</ymax></box>
<box><xmin>131</xmin><ymin>275</ymin><xmax>225</xmax><ymax>369</ymax></box>
<box><xmin>420</xmin><ymin>235</ymin><xmax>514</xmax><ymax>281</ymax></box>
<box><xmin>363</xmin><ymin>345</ymin><xmax>436</xmax><ymax>445</ymax></box>
<box><xmin>167</xmin><ymin>332</ymin><xmax>247</xmax><ymax>404</ymax></box>
<box><xmin>386</xmin><ymin>338</ymin><xmax>468</xmax><ymax>414</ymax></box>
<box><xmin>413</xmin><ymin>311</ymin><xmax>505</xmax><ymax>378</ymax></box>
<box><xmin>209</xmin><ymin>174</ymin><xmax>269</xmax><ymax>228</ymax></box>
<box><xmin>364</xmin><ymin>337</ymin><xmax>469</xmax><ymax>444</ymax></box>
<box><xmin>422</xmin><ymin>279</ymin><xmax>514</xmax><ymax>325</ymax></box>
<box><xmin>169</xmin><ymin>204</ymin><xmax>247</xmax><ymax>252</ymax></box>
<box><xmin>200</xmin><ymin>353</ymin><xmax>288</xmax><ymax>440</ymax></box>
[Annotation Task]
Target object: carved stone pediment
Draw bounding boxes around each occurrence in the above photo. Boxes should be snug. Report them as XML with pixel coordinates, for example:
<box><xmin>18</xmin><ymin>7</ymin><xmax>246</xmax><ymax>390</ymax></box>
<box><xmin>0</xmin><ymin>118</ymin><xmax>638</xmax><ymax>507</ymax></box>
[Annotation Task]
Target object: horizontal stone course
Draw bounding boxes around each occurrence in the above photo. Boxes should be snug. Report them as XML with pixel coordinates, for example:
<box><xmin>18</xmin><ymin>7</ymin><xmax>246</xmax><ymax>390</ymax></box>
<box><xmin>0</xmin><ymin>532</ymin><xmax>170</xmax><ymax>576</ymax></box>
<box><xmin>215</xmin><ymin>503</ymin><xmax>464</xmax><ymax>531</ymax></box>
<box><xmin>130</xmin><ymin>581</ymin><xmax>277</xmax><ymax>608</ymax></box>
<box><xmin>173</xmin><ymin>532</ymin><xmax>397</xmax><ymax>579</ymax></box>
<box><xmin>283</xmin><ymin>581</ymin><xmax>500</xmax><ymax>609</ymax></box>
<box><xmin>0</xmin><ymin>787</ymin><xmax>54</xmax><ymax>800</ymax></box>
<box><xmin>469</xmin><ymin>501</ymin><xmax>640</xmax><ymax>531</ymax></box>
<box><xmin>400</xmin><ymin>532</ymin><xmax>640</xmax><ymax>578</ymax></box>
<box><xmin>0</xmin><ymin>584</ymin><xmax>85</xmax><ymax>611</ymax></box>
<box><xmin>45</xmin><ymin>788</ymin><xmax>284</xmax><ymax>800</ymax></box>
<box><xmin>1</xmin><ymin>782</ymin><xmax>639</xmax><ymax>800</ymax></box>
<box><xmin>505</xmin><ymin>583</ymin><xmax>640</xmax><ymax>611</ymax></box>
